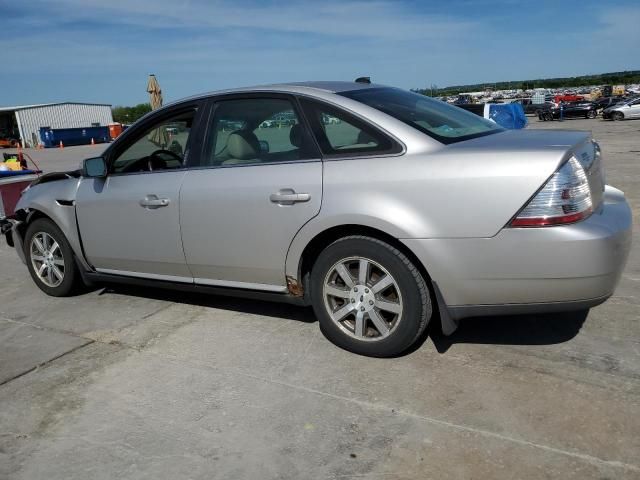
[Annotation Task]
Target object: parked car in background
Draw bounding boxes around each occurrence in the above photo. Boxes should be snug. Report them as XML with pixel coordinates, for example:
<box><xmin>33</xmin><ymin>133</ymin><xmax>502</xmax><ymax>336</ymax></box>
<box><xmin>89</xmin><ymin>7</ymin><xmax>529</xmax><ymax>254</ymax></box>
<box><xmin>1</xmin><ymin>81</ymin><xmax>632</xmax><ymax>357</ymax></box>
<box><xmin>603</xmin><ymin>97</ymin><xmax>640</xmax><ymax>120</ymax></box>
<box><xmin>594</xmin><ymin>96</ymin><xmax>626</xmax><ymax>111</ymax></box>
<box><xmin>454</xmin><ymin>94</ymin><xmax>474</xmax><ymax>105</ymax></box>
<box><xmin>540</xmin><ymin>101</ymin><xmax>598</xmax><ymax>120</ymax></box>
<box><xmin>0</xmin><ymin>128</ymin><xmax>20</xmax><ymax>148</ymax></box>
<box><xmin>554</xmin><ymin>94</ymin><xmax>584</xmax><ymax>103</ymax></box>
<box><xmin>513</xmin><ymin>99</ymin><xmax>555</xmax><ymax>116</ymax></box>
<box><xmin>0</xmin><ymin>137</ymin><xmax>20</xmax><ymax>149</ymax></box>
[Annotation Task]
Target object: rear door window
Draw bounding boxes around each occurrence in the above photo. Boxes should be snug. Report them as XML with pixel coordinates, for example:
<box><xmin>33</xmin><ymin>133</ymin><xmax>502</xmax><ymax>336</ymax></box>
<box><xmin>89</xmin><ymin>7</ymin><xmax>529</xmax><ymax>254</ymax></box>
<box><xmin>202</xmin><ymin>97</ymin><xmax>318</xmax><ymax>167</ymax></box>
<box><xmin>299</xmin><ymin>98</ymin><xmax>400</xmax><ymax>157</ymax></box>
<box><xmin>340</xmin><ymin>87</ymin><xmax>503</xmax><ymax>145</ymax></box>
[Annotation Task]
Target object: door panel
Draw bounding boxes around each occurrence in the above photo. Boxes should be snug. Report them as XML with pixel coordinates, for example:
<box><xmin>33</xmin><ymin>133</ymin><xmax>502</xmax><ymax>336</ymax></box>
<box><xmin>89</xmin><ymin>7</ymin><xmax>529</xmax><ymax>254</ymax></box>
<box><xmin>76</xmin><ymin>171</ymin><xmax>190</xmax><ymax>279</ymax></box>
<box><xmin>75</xmin><ymin>104</ymin><xmax>201</xmax><ymax>280</ymax></box>
<box><xmin>180</xmin><ymin>162</ymin><xmax>322</xmax><ymax>288</ymax></box>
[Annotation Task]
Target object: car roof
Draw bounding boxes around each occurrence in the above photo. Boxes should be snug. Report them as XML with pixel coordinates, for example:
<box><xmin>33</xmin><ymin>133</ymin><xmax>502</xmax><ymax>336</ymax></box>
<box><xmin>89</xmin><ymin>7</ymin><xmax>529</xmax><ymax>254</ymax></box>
<box><xmin>164</xmin><ymin>81</ymin><xmax>382</xmax><ymax>108</ymax></box>
<box><xmin>276</xmin><ymin>81</ymin><xmax>379</xmax><ymax>93</ymax></box>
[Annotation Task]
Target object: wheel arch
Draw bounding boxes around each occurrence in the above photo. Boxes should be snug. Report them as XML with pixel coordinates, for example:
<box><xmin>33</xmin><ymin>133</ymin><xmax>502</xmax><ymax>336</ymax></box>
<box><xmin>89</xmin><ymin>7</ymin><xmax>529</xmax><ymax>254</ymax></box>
<box><xmin>12</xmin><ymin>207</ymin><xmax>54</xmax><ymax>242</ymax></box>
<box><xmin>289</xmin><ymin>220</ymin><xmax>436</xmax><ymax>296</ymax></box>
<box><xmin>289</xmin><ymin>222</ymin><xmax>457</xmax><ymax>335</ymax></box>
<box><xmin>16</xmin><ymin>203</ymin><xmax>92</xmax><ymax>272</ymax></box>
<box><xmin>308</xmin><ymin>224</ymin><xmax>426</xmax><ymax>272</ymax></box>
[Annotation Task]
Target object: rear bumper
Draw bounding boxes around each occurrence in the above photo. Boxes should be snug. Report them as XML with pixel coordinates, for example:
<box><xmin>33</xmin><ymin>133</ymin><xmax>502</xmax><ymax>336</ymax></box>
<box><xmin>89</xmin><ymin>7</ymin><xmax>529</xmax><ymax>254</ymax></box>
<box><xmin>403</xmin><ymin>185</ymin><xmax>632</xmax><ymax>319</ymax></box>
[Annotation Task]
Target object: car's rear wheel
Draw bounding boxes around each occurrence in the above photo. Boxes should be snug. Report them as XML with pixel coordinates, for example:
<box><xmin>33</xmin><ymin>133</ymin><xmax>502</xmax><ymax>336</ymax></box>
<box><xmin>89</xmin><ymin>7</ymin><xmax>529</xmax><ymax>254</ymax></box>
<box><xmin>612</xmin><ymin>111</ymin><xmax>624</xmax><ymax>121</ymax></box>
<box><xmin>24</xmin><ymin>218</ymin><xmax>81</xmax><ymax>296</ymax></box>
<box><xmin>310</xmin><ymin>236</ymin><xmax>431</xmax><ymax>357</ymax></box>
<box><xmin>587</xmin><ymin>110</ymin><xmax>597</xmax><ymax>119</ymax></box>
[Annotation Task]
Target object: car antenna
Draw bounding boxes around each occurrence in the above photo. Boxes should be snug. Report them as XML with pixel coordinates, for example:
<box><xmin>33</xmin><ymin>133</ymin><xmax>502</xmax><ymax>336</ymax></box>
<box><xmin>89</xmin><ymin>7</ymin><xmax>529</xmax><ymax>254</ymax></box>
<box><xmin>355</xmin><ymin>77</ymin><xmax>371</xmax><ymax>84</ymax></box>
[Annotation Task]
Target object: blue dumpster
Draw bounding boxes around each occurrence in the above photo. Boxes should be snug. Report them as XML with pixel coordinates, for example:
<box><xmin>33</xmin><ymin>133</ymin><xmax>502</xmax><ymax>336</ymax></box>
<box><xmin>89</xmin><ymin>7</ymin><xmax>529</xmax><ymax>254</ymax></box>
<box><xmin>39</xmin><ymin>126</ymin><xmax>110</xmax><ymax>148</ymax></box>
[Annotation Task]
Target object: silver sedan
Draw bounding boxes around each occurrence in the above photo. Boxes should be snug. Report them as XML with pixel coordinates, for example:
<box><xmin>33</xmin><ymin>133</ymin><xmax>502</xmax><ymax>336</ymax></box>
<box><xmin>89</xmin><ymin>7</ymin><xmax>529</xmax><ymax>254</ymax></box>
<box><xmin>1</xmin><ymin>81</ymin><xmax>632</xmax><ymax>357</ymax></box>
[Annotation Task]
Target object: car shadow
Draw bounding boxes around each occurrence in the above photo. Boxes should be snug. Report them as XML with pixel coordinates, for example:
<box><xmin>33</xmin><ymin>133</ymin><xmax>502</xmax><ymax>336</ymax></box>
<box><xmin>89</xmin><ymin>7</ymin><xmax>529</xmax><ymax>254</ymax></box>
<box><xmin>428</xmin><ymin>309</ymin><xmax>588</xmax><ymax>354</ymax></box>
<box><xmin>93</xmin><ymin>285</ymin><xmax>588</xmax><ymax>355</ymax></box>
<box><xmin>98</xmin><ymin>284</ymin><xmax>318</xmax><ymax>323</ymax></box>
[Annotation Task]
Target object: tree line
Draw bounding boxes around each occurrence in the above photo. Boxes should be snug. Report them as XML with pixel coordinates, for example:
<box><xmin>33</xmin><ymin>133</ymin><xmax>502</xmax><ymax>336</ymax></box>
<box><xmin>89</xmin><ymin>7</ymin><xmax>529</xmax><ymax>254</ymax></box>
<box><xmin>111</xmin><ymin>103</ymin><xmax>152</xmax><ymax>124</ymax></box>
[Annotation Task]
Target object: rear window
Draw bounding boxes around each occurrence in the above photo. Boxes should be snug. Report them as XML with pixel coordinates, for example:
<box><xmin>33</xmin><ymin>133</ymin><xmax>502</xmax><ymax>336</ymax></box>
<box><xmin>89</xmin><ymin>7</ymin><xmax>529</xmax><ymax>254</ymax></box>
<box><xmin>340</xmin><ymin>87</ymin><xmax>503</xmax><ymax>145</ymax></box>
<box><xmin>299</xmin><ymin>98</ymin><xmax>399</xmax><ymax>157</ymax></box>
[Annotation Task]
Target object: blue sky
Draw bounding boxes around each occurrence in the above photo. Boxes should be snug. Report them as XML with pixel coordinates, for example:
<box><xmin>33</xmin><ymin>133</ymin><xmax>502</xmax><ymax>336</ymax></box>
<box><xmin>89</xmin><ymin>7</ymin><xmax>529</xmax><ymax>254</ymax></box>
<box><xmin>0</xmin><ymin>0</ymin><xmax>638</xmax><ymax>107</ymax></box>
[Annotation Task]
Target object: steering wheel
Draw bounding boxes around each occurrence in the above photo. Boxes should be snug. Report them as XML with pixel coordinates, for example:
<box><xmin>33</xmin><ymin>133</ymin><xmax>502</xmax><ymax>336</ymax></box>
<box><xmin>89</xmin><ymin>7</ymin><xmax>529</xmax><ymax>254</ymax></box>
<box><xmin>149</xmin><ymin>149</ymin><xmax>182</xmax><ymax>162</ymax></box>
<box><xmin>120</xmin><ymin>149</ymin><xmax>184</xmax><ymax>173</ymax></box>
<box><xmin>146</xmin><ymin>149</ymin><xmax>183</xmax><ymax>171</ymax></box>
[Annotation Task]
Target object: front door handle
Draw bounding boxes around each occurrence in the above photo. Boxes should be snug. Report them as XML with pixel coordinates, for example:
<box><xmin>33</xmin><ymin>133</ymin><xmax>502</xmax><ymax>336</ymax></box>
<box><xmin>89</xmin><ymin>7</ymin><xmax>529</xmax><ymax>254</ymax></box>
<box><xmin>140</xmin><ymin>195</ymin><xmax>170</xmax><ymax>208</ymax></box>
<box><xmin>270</xmin><ymin>189</ymin><xmax>311</xmax><ymax>205</ymax></box>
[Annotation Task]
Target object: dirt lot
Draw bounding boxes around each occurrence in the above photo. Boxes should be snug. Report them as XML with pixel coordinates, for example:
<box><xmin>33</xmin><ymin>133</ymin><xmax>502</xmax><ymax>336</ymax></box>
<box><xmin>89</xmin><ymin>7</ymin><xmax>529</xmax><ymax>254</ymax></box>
<box><xmin>1</xmin><ymin>117</ymin><xmax>639</xmax><ymax>479</ymax></box>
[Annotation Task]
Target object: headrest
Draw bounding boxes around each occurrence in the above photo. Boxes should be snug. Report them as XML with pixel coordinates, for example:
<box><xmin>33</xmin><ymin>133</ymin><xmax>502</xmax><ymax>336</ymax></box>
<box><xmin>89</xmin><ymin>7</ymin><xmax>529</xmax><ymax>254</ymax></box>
<box><xmin>227</xmin><ymin>130</ymin><xmax>260</xmax><ymax>160</ymax></box>
<box><xmin>356</xmin><ymin>130</ymin><xmax>376</xmax><ymax>145</ymax></box>
<box><xmin>289</xmin><ymin>123</ymin><xmax>304</xmax><ymax>148</ymax></box>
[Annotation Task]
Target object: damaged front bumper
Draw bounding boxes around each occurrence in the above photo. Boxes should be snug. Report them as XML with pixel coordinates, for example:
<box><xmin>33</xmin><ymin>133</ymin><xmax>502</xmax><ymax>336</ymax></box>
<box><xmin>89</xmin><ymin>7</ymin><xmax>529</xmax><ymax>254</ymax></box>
<box><xmin>0</xmin><ymin>217</ymin><xmax>26</xmax><ymax>264</ymax></box>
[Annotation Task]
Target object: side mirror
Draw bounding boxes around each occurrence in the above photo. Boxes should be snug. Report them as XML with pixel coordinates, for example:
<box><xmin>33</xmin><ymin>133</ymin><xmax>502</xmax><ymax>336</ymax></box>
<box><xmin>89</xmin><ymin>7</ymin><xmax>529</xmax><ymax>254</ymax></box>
<box><xmin>83</xmin><ymin>157</ymin><xmax>107</xmax><ymax>178</ymax></box>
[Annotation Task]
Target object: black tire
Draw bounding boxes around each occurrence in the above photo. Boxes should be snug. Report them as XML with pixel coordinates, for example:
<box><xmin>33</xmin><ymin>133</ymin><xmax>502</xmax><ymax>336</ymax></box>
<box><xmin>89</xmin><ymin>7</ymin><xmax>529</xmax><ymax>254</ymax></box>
<box><xmin>24</xmin><ymin>218</ymin><xmax>81</xmax><ymax>296</ymax></box>
<box><xmin>587</xmin><ymin>110</ymin><xmax>597</xmax><ymax>119</ymax></box>
<box><xmin>612</xmin><ymin>111</ymin><xmax>624</xmax><ymax>121</ymax></box>
<box><xmin>310</xmin><ymin>236</ymin><xmax>432</xmax><ymax>357</ymax></box>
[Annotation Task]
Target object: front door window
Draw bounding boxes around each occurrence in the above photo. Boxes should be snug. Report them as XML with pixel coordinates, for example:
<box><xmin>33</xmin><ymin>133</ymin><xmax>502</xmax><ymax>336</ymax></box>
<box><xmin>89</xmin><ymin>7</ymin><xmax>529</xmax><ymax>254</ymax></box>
<box><xmin>111</xmin><ymin>110</ymin><xmax>196</xmax><ymax>173</ymax></box>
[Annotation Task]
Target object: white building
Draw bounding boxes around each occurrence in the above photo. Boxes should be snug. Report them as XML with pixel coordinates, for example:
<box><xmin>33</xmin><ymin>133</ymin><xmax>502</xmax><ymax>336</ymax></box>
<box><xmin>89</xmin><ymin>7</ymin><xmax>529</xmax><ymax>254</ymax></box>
<box><xmin>0</xmin><ymin>102</ymin><xmax>113</xmax><ymax>147</ymax></box>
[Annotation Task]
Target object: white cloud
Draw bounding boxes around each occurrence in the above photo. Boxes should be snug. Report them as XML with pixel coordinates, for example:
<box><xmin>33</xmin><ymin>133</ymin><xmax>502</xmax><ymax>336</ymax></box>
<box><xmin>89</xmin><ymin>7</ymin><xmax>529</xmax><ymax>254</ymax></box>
<box><xmin>23</xmin><ymin>0</ymin><xmax>478</xmax><ymax>41</ymax></box>
<box><xmin>1</xmin><ymin>0</ymin><xmax>637</xmax><ymax>105</ymax></box>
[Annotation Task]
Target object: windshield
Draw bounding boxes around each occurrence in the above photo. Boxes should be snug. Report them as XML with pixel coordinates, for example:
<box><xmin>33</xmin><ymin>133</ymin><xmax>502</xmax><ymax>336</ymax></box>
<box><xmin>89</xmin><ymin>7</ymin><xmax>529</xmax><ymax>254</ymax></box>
<box><xmin>340</xmin><ymin>87</ymin><xmax>503</xmax><ymax>145</ymax></box>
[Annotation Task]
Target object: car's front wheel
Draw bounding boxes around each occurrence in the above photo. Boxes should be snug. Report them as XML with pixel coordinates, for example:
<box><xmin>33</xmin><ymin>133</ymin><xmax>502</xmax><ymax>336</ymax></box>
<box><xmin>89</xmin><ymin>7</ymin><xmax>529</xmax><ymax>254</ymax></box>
<box><xmin>310</xmin><ymin>236</ymin><xmax>432</xmax><ymax>357</ymax></box>
<box><xmin>587</xmin><ymin>110</ymin><xmax>597</xmax><ymax>119</ymax></box>
<box><xmin>24</xmin><ymin>218</ymin><xmax>81</xmax><ymax>296</ymax></box>
<box><xmin>612</xmin><ymin>111</ymin><xmax>624</xmax><ymax>121</ymax></box>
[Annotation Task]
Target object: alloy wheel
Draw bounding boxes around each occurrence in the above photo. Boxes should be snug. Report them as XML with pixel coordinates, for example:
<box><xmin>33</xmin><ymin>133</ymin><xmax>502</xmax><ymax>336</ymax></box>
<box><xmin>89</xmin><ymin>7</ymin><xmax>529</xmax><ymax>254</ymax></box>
<box><xmin>323</xmin><ymin>256</ymin><xmax>403</xmax><ymax>342</ymax></box>
<box><xmin>30</xmin><ymin>232</ymin><xmax>65</xmax><ymax>287</ymax></box>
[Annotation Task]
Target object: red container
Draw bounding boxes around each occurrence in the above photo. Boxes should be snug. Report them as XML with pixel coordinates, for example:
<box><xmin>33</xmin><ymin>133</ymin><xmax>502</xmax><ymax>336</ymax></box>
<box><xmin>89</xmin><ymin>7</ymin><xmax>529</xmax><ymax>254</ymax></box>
<box><xmin>108</xmin><ymin>123</ymin><xmax>123</xmax><ymax>140</ymax></box>
<box><xmin>0</xmin><ymin>174</ymin><xmax>39</xmax><ymax>218</ymax></box>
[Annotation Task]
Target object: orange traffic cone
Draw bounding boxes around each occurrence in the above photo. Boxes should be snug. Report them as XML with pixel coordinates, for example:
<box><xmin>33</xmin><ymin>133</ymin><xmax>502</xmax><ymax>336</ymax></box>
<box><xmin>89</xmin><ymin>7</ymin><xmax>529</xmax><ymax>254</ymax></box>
<box><xmin>91</xmin><ymin>138</ymin><xmax>95</xmax><ymax>146</ymax></box>
<box><xmin>59</xmin><ymin>140</ymin><xmax>64</xmax><ymax>149</ymax></box>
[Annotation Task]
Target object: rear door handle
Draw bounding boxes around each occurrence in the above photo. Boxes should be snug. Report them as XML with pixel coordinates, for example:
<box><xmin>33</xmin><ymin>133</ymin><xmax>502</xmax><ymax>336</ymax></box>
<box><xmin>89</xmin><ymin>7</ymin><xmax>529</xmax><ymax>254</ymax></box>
<box><xmin>140</xmin><ymin>195</ymin><xmax>170</xmax><ymax>208</ymax></box>
<box><xmin>270</xmin><ymin>189</ymin><xmax>311</xmax><ymax>205</ymax></box>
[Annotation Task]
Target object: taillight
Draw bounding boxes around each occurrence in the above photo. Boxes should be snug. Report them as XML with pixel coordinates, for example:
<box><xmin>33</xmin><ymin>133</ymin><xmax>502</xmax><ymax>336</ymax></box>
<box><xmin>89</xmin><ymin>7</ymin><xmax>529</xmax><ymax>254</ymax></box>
<box><xmin>510</xmin><ymin>156</ymin><xmax>592</xmax><ymax>227</ymax></box>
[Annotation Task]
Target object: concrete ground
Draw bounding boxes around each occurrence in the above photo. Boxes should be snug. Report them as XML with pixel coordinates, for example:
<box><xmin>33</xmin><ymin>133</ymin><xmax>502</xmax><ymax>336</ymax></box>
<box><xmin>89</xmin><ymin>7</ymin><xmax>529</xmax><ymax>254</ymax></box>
<box><xmin>1</xmin><ymin>118</ymin><xmax>639</xmax><ymax>479</ymax></box>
